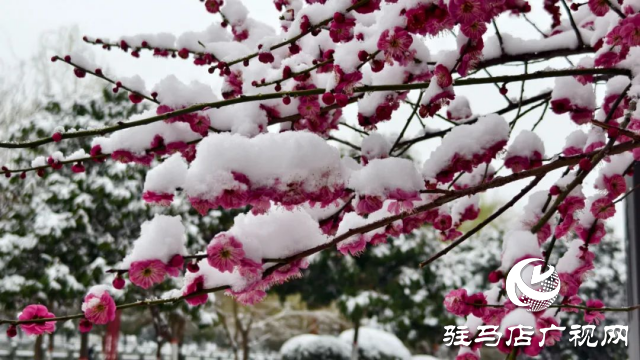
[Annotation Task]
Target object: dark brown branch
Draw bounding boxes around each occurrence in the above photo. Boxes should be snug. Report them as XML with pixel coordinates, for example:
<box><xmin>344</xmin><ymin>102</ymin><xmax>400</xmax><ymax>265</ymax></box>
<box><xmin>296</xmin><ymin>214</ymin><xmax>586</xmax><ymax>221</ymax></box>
<box><xmin>328</xmin><ymin>135</ymin><xmax>361</xmax><ymax>150</ymax></box>
<box><xmin>561</xmin><ymin>0</ymin><xmax>584</xmax><ymax>48</ymax></box>
<box><xmin>476</xmin><ymin>47</ymin><xmax>593</xmax><ymax>68</ymax></box>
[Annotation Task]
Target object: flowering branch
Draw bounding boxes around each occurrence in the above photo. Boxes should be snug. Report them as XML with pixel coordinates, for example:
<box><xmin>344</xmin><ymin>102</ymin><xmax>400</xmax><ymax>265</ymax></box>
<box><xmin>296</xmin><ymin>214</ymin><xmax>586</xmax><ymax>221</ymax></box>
<box><xmin>52</xmin><ymin>56</ymin><xmax>157</xmax><ymax>103</ymax></box>
<box><xmin>2</xmin><ymin>67</ymin><xmax>626</xmax><ymax>150</ymax></box>
<box><xmin>5</xmin><ymin>138</ymin><xmax>640</xmax><ymax>325</ymax></box>
<box><xmin>530</xmin><ymin>91</ymin><xmax>635</xmax><ymax>234</ymax></box>
<box><xmin>419</xmin><ymin>174</ymin><xmax>545</xmax><ymax>268</ymax></box>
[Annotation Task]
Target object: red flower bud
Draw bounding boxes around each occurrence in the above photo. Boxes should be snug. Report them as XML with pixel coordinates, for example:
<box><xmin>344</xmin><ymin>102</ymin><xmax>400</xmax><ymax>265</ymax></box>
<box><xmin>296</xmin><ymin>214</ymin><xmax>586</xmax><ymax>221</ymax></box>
<box><xmin>71</xmin><ymin>163</ymin><xmax>86</xmax><ymax>174</ymax></box>
<box><xmin>64</xmin><ymin>55</ymin><xmax>71</xmax><ymax>62</ymax></box>
<box><xmin>289</xmin><ymin>43</ymin><xmax>301</xmax><ymax>54</ymax></box>
<box><xmin>258</xmin><ymin>52</ymin><xmax>275</xmax><ymax>64</ymax></box>
<box><xmin>283</xmin><ymin>66</ymin><xmax>292</xmax><ymax>79</ymax></box>
<box><xmin>607</xmin><ymin>127</ymin><xmax>619</xmax><ymax>138</ymax></box>
<box><xmin>335</xmin><ymin>93</ymin><xmax>349</xmax><ymax>107</ymax></box>
<box><xmin>371</xmin><ymin>59</ymin><xmax>384</xmax><ymax>73</ymax></box>
<box><xmin>275</xmin><ymin>84</ymin><xmax>282</xmax><ymax>92</ymax></box>
<box><xmin>20</xmin><ymin>172</ymin><xmax>26</xmax><ymax>179</ymax></box>
<box><xmin>322</xmin><ymin>92</ymin><xmax>335</xmax><ymax>105</ymax></box>
<box><xmin>187</xmin><ymin>261</ymin><xmax>200</xmax><ymax>273</ymax></box>
<box><xmin>74</xmin><ymin>68</ymin><xmax>86</xmax><ymax>78</ymax></box>
<box><xmin>52</xmin><ymin>132</ymin><xmax>62</xmax><ymax>142</ymax></box>
<box><xmin>579</xmin><ymin>158</ymin><xmax>593</xmax><ymax>171</ymax></box>
<box><xmin>499</xmin><ymin>85</ymin><xmax>508</xmax><ymax>95</ymax></box>
<box><xmin>50</xmin><ymin>56</ymin><xmax>57</xmax><ymax>62</ymax></box>
<box><xmin>169</xmin><ymin>254</ymin><xmax>184</xmax><ymax>268</ymax></box>
<box><xmin>358</xmin><ymin>50</ymin><xmax>369</xmax><ymax>62</ymax></box>
<box><xmin>178</xmin><ymin>48</ymin><xmax>190</xmax><ymax>59</ymax></box>
<box><xmin>488</xmin><ymin>270</ymin><xmax>503</xmax><ymax>283</ymax></box>
<box><xmin>6</xmin><ymin>325</ymin><xmax>17</xmax><ymax>338</ymax></box>
<box><xmin>129</xmin><ymin>93</ymin><xmax>144</xmax><ymax>104</ymax></box>
<box><xmin>282</xmin><ymin>96</ymin><xmax>291</xmax><ymax>105</ymax></box>
<box><xmin>112</xmin><ymin>275</ymin><xmax>125</xmax><ymax>290</ymax></box>
<box><xmin>419</xmin><ymin>105</ymin><xmax>428</xmax><ymax>118</ymax></box>
<box><xmin>95</xmin><ymin>68</ymin><xmax>103</xmax><ymax>76</ymax></box>
<box><xmin>549</xmin><ymin>185</ymin><xmax>561</xmax><ymax>196</ymax></box>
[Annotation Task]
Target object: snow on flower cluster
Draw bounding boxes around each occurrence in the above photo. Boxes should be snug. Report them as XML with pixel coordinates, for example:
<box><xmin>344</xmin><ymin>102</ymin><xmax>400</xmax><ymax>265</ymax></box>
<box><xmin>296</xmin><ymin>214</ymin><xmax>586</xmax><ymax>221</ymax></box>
<box><xmin>350</xmin><ymin>158</ymin><xmax>424</xmax><ymax>215</ymax></box>
<box><xmin>183</xmin><ymin>208</ymin><xmax>328</xmax><ymax>305</ymax></box>
<box><xmin>121</xmin><ymin>214</ymin><xmax>187</xmax><ymax>289</ymax></box>
<box><xmin>184</xmin><ymin>132</ymin><xmax>348</xmax><ymax>215</ymax></box>
<box><xmin>422</xmin><ymin>114</ymin><xmax>509</xmax><ymax>185</ymax></box>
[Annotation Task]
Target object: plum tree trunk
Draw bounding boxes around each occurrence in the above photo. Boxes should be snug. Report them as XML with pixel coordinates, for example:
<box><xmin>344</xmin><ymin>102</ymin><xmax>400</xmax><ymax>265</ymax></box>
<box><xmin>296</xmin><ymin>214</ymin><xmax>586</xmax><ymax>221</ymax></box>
<box><xmin>79</xmin><ymin>332</ymin><xmax>88</xmax><ymax>360</ymax></box>
<box><xmin>33</xmin><ymin>335</ymin><xmax>44</xmax><ymax>360</ymax></box>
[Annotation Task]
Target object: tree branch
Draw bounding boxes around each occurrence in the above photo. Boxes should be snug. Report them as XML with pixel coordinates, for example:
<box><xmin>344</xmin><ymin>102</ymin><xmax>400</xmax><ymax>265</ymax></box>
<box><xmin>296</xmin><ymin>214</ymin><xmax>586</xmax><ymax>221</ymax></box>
<box><xmin>419</xmin><ymin>174</ymin><xmax>544</xmax><ymax>268</ymax></box>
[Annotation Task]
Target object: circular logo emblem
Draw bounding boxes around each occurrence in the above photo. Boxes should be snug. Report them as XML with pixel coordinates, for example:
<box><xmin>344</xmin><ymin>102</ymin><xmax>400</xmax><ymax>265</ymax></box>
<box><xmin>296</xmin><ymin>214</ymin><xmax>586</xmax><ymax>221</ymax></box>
<box><xmin>505</xmin><ymin>258</ymin><xmax>560</xmax><ymax>312</ymax></box>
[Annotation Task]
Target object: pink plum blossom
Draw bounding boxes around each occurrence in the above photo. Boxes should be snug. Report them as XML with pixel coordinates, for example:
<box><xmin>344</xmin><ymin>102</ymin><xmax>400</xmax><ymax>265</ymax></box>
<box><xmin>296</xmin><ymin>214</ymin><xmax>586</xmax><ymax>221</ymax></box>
<box><xmin>82</xmin><ymin>291</ymin><xmax>116</xmax><ymax>325</ymax></box>
<box><xmin>18</xmin><ymin>305</ymin><xmax>56</xmax><ymax>336</ymax></box>
<box><xmin>206</xmin><ymin>234</ymin><xmax>245</xmax><ymax>273</ymax></box>
<box><xmin>129</xmin><ymin>259</ymin><xmax>167</xmax><ymax>289</ymax></box>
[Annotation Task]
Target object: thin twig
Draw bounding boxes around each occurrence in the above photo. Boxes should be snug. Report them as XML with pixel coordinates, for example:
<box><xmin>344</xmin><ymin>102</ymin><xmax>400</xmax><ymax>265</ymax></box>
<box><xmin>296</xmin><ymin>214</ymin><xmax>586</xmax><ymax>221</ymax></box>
<box><xmin>561</xmin><ymin>0</ymin><xmax>584</xmax><ymax>48</ymax></box>
<box><xmin>390</xmin><ymin>92</ymin><xmax>423</xmax><ymax>153</ymax></box>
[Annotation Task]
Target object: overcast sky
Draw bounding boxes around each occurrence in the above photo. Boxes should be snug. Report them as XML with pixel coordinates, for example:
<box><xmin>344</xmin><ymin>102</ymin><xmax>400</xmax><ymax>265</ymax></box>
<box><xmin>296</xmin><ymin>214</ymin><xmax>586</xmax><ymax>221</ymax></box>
<box><xmin>0</xmin><ymin>1</ymin><xmax>628</xmax><ymax>236</ymax></box>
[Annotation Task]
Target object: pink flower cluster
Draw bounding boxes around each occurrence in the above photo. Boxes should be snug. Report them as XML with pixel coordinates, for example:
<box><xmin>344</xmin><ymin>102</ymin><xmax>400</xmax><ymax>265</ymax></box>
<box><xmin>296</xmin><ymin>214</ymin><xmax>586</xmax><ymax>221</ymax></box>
<box><xmin>596</xmin><ymin>14</ymin><xmax>640</xmax><ymax>68</ymax></box>
<box><xmin>550</xmin><ymin>97</ymin><xmax>594</xmax><ymax>125</ymax></box>
<box><xmin>184</xmin><ymin>234</ymin><xmax>310</xmax><ymax>306</ymax></box>
<box><xmin>404</xmin><ymin>2</ymin><xmax>454</xmax><ymax>36</ymax></box>
<box><xmin>293</xmin><ymin>83</ymin><xmax>341</xmax><ymax>135</ymax></box>
<box><xmin>504</xmin><ymin>151</ymin><xmax>543</xmax><ymax>173</ymax></box>
<box><xmin>431</xmin><ymin>141</ymin><xmax>506</xmax><ymax>186</ymax></box>
<box><xmin>355</xmin><ymin>189</ymin><xmax>421</xmax><ymax>216</ymax></box>
<box><xmin>157</xmin><ymin>105</ymin><xmax>210</xmax><ymax>136</ymax></box>
<box><xmin>102</xmin><ymin>134</ymin><xmax>196</xmax><ymax>172</ymax></box>
<box><xmin>222</xmin><ymin>70</ymin><xmax>244</xmax><ymax>99</ymax></box>
<box><xmin>559</xmin><ymin>246</ymin><xmax>595</xmax><ymax>297</ymax></box>
<box><xmin>377</xmin><ymin>27</ymin><xmax>415</xmax><ymax>66</ymax></box>
<box><xmin>128</xmin><ymin>254</ymin><xmax>184</xmax><ymax>289</ymax></box>
<box><xmin>189</xmin><ymin>171</ymin><xmax>346</xmax><ymax>215</ymax></box>
<box><xmin>329</xmin><ymin>12</ymin><xmax>355</xmax><ymax>43</ymax></box>
<box><xmin>358</xmin><ymin>93</ymin><xmax>407</xmax><ymax>128</ymax></box>
<box><xmin>443</xmin><ymin>288</ymin><xmax>488</xmax><ymax>318</ymax></box>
